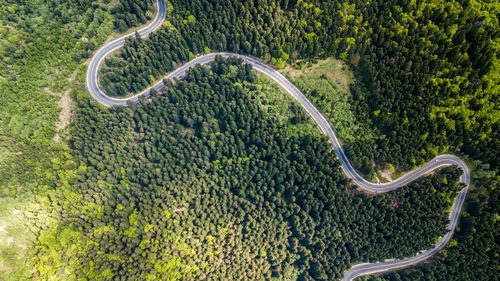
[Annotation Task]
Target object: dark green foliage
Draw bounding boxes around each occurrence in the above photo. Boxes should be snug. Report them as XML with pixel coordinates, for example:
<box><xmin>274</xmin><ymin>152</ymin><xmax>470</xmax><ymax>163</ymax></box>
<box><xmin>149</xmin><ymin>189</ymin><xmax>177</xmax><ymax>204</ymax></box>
<box><xmin>100</xmin><ymin>0</ymin><xmax>499</xmax><ymax>176</ymax></box>
<box><xmin>349</xmin><ymin>1</ymin><xmax>499</xmax><ymax>172</ymax></box>
<box><xmin>366</xmin><ymin>178</ymin><xmax>499</xmax><ymax>281</ymax></box>
<box><xmin>99</xmin><ymin>0</ymin><xmax>340</xmax><ymax>96</ymax></box>
<box><xmin>2</xmin><ymin>0</ymin><xmax>497</xmax><ymax>279</ymax></box>
<box><xmin>100</xmin><ymin>30</ymin><xmax>191</xmax><ymax>95</ymax></box>
<box><xmin>110</xmin><ymin>0</ymin><xmax>154</xmax><ymax>32</ymax></box>
<box><xmin>68</xmin><ymin>58</ymin><xmax>461</xmax><ymax>280</ymax></box>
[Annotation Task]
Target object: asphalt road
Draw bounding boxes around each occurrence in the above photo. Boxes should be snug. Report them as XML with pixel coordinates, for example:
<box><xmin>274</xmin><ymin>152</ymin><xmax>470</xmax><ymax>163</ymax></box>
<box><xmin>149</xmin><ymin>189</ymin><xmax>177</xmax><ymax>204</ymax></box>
<box><xmin>86</xmin><ymin>0</ymin><xmax>166</xmax><ymax>106</ymax></box>
<box><xmin>86</xmin><ymin>2</ymin><xmax>470</xmax><ymax>280</ymax></box>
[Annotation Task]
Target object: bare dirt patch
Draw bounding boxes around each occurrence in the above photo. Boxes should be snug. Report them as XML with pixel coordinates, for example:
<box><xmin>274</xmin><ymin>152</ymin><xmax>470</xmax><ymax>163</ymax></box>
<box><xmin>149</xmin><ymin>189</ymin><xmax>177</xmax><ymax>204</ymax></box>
<box><xmin>391</xmin><ymin>196</ymin><xmax>401</xmax><ymax>210</ymax></box>
<box><xmin>53</xmin><ymin>91</ymin><xmax>74</xmax><ymax>142</ymax></box>
<box><xmin>68</xmin><ymin>67</ymin><xmax>79</xmax><ymax>81</ymax></box>
<box><xmin>174</xmin><ymin>206</ymin><xmax>188</xmax><ymax>213</ymax></box>
<box><xmin>379</xmin><ymin>169</ymin><xmax>393</xmax><ymax>182</ymax></box>
<box><xmin>350</xmin><ymin>52</ymin><xmax>361</xmax><ymax>67</ymax></box>
<box><xmin>347</xmin><ymin>185</ymin><xmax>378</xmax><ymax>197</ymax></box>
<box><xmin>53</xmin><ymin>69</ymin><xmax>78</xmax><ymax>142</ymax></box>
<box><xmin>43</xmin><ymin>87</ymin><xmax>58</xmax><ymax>96</ymax></box>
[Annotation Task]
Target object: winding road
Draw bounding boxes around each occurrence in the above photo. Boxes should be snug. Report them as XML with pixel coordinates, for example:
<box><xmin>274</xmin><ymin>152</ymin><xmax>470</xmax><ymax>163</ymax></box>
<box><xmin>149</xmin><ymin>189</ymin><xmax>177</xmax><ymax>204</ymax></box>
<box><xmin>86</xmin><ymin>1</ymin><xmax>470</xmax><ymax>280</ymax></box>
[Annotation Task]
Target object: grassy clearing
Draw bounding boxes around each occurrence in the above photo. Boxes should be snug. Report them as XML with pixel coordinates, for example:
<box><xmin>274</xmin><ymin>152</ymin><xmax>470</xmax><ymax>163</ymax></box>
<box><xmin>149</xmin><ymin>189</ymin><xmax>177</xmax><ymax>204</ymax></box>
<box><xmin>283</xmin><ymin>58</ymin><xmax>354</xmax><ymax>95</ymax></box>
<box><xmin>0</xmin><ymin>196</ymin><xmax>37</xmax><ymax>280</ymax></box>
<box><xmin>281</xmin><ymin>58</ymin><xmax>399</xmax><ymax>181</ymax></box>
<box><xmin>249</xmin><ymin>73</ymin><xmax>322</xmax><ymax>139</ymax></box>
<box><xmin>281</xmin><ymin>57</ymin><xmax>372</xmax><ymax>146</ymax></box>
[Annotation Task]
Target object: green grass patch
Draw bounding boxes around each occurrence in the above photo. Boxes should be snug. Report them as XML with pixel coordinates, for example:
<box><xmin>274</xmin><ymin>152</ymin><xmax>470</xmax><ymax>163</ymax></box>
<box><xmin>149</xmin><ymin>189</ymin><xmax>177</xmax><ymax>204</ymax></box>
<box><xmin>281</xmin><ymin>58</ymin><xmax>370</xmax><ymax>144</ymax></box>
<box><xmin>249</xmin><ymin>73</ymin><xmax>322</xmax><ymax>138</ymax></box>
<box><xmin>0</xmin><ymin>196</ymin><xmax>37</xmax><ymax>280</ymax></box>
<box><xmin>280</xmin><ymin>58</ymin><xmax>388</xmax><ymax>180</ymax></box>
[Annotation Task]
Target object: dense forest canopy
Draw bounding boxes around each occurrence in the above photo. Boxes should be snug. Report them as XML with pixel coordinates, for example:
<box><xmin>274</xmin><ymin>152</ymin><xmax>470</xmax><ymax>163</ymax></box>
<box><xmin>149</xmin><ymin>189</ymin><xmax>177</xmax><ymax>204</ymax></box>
<box><xmin>101</xmin><ymin>0</ymin><xmax>499</xmax><ymax>175</ymax></box>
<box><xmin>0</xmin><ymin>0</ymin><xmax>498</xmax><ymax>280</ymax></box>
<box><xmin>60</xmin><ymin>58</ymin><xmax>463</xmax><ymax>280</ymax></box>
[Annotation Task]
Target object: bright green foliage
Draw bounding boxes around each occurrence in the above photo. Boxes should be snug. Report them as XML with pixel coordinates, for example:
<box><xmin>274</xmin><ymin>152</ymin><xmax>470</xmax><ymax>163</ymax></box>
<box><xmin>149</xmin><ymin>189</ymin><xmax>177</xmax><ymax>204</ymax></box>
<box><xmin>63</xmin><ymin>58</ymin><xmax>462</xmax><ymax>280</ymax></box>
<box><xmin>250</xmin><ymin>74</ymin><xmax>321</xmax><ymax>138</ymax></box>
<box><xmin>128</xmin><ymin>209</ymin><xmax>140</xmax><ymax>226</ymax></box>
<box><xmin>0</xmin><ymin>0</ymin><xmax>153</xmax><ymax>278</ymax></box>
<box><xmin>1</xmin><ymin>1</ymin><xmax>499</xmax><ymax>281</ymax></box>
<box><xmin>165</xmin><ymin>0</ymin><xmax>174</xmax><ymax>16</ymax></box>
<box><xmin>59</xmin><ymin>224</ymin><xmax>82</xmax><ymax>248</ymax></box>
<box><xmin>275</xmin><ymin>58</ymin><xmax>287</xmax><ymax>69</ymax></box>
<box><xmin>348</xmin><ymin>0</ymin><xmax>499</xmax><ymax>172</ymax></box>
<box><xmin>282</xmin><ymin>59</ymin><xmax>378</xmax><ymax>177</ymax></box>
<box><xmin>100</xmin><ymin>0</ymin><xmax>499</xmax><ymax>177</ymax></box>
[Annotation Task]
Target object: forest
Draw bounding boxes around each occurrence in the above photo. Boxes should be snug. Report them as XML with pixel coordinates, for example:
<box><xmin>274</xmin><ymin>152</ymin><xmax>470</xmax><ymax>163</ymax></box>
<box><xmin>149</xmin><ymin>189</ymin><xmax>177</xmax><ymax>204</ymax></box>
<box><xmin>363</xmin><ymin>166</ymin><xmax>499</xmax><ymax>281</ymax></box>
<box><xmin>0</xmin><ymin>0</ymin><xmax>498</xmax><ymax>280</ymax></box>
<box><xmin>57</xmin><ymin>57</ymin><xmax>462</xmax><ymax>280</ymax></box>
<box><xmin>0</xmin><ymin>0</ymin><xmax>152</xmax><ymax>279</ymax></box>
<box><xmin>100</xmin><ymin>0</ymin><xmax>499</xmax><ymax>174</ymax></box>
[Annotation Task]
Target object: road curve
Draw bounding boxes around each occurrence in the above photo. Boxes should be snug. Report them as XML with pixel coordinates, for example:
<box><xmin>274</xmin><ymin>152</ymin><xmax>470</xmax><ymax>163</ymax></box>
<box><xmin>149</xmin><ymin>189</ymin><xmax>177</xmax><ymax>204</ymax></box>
<box><xmin>86</xmin><ymin>2</ymin><xmax>470</xmax><ymax>280</ymax></box>
<box><xmin>86</xmin><ymin>0</ymin><xmax>166</xmax><ymax>107</ymax></box>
